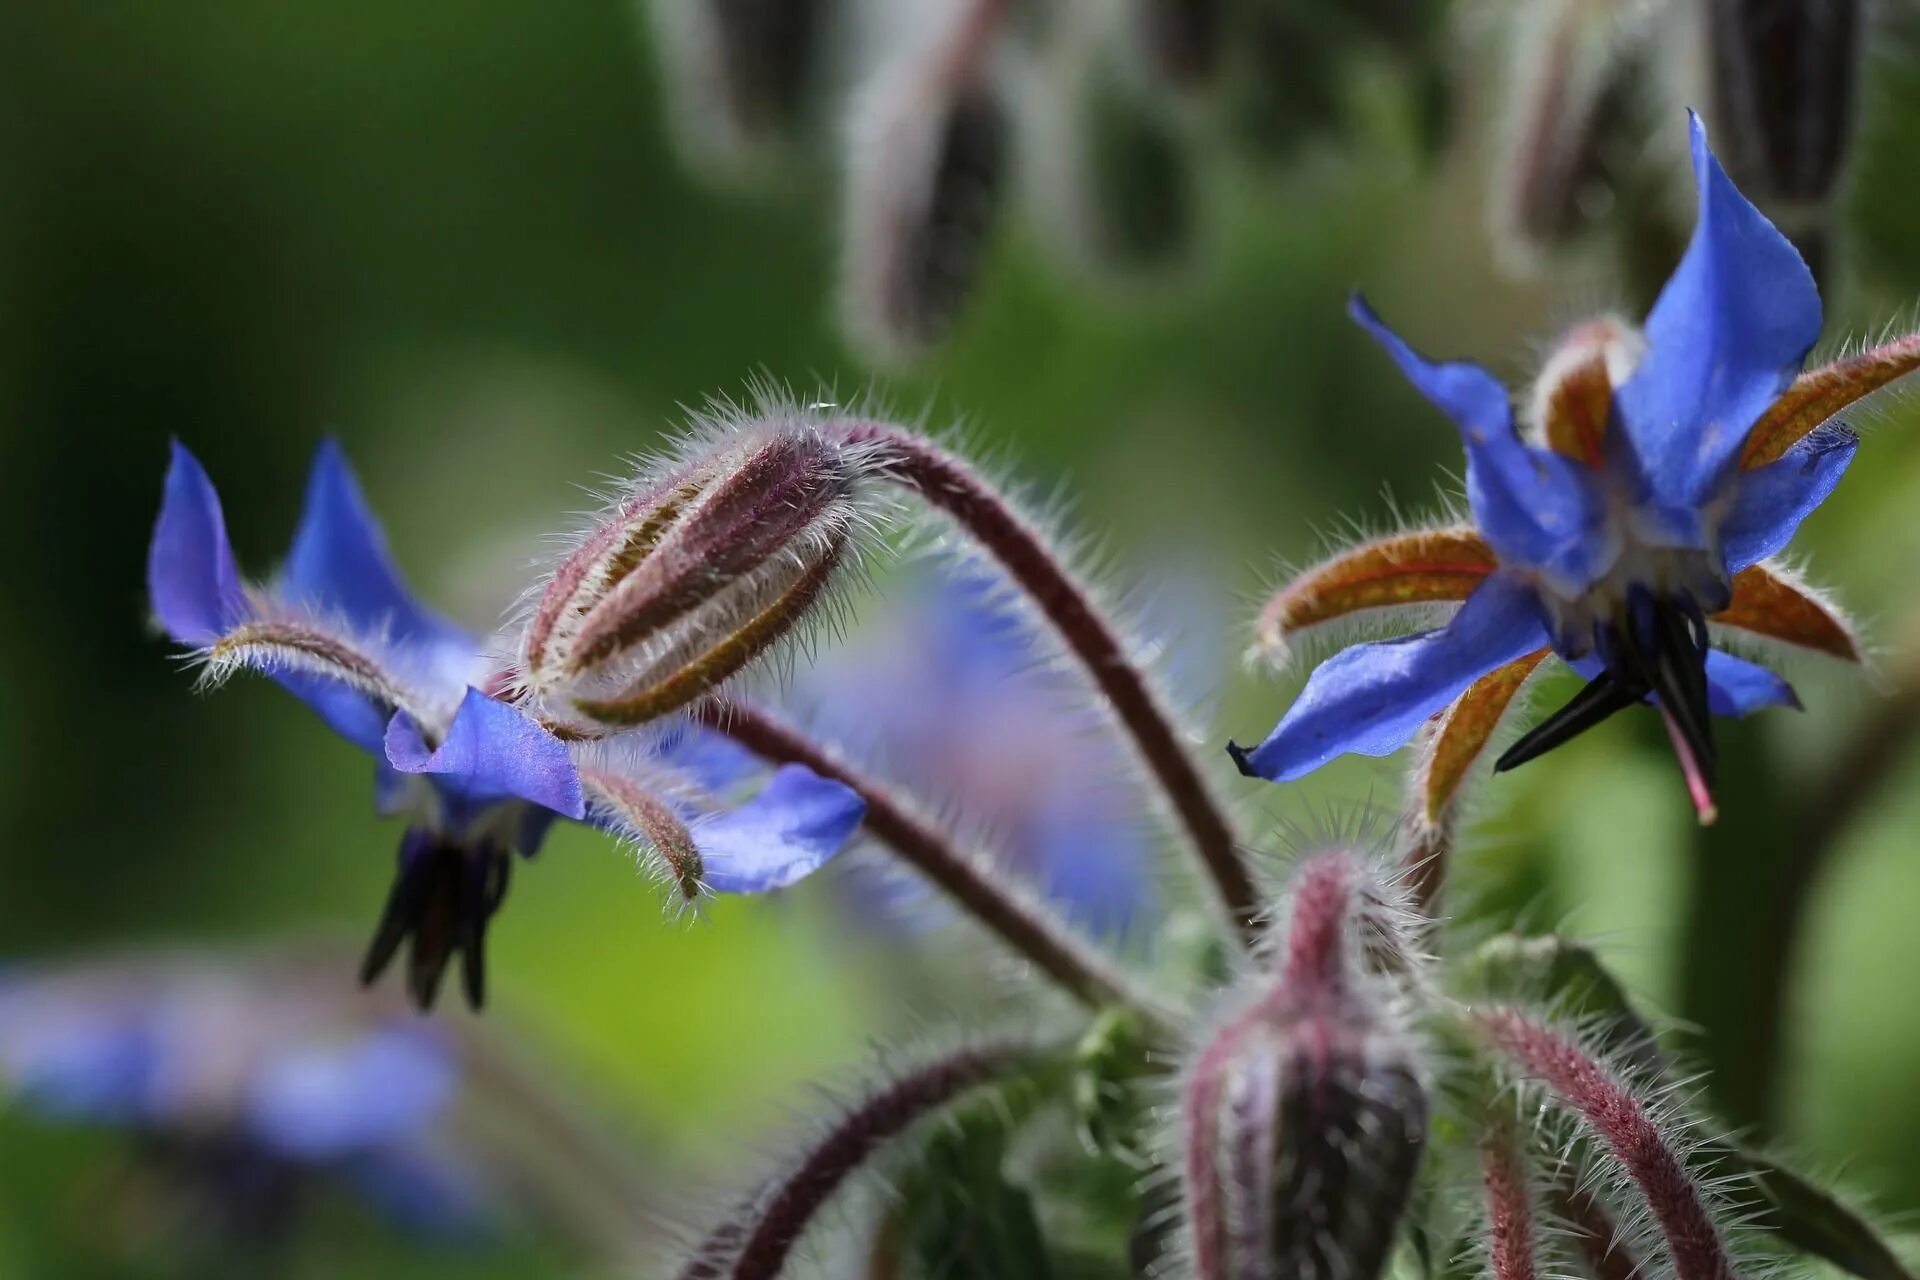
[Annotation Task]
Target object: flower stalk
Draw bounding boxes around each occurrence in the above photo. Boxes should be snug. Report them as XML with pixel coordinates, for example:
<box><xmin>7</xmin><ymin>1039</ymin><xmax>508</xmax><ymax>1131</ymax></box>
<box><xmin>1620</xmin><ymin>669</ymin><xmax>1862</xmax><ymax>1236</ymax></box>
<box><xmin>838</xmin><ymin>421</ymin><xmax>1258</xmax><ymax>946</ymax></box>
<box><xmin>693</xmin><ymin>699</ymin><xmax>1165</xmax><ymax>1018</ymax></box>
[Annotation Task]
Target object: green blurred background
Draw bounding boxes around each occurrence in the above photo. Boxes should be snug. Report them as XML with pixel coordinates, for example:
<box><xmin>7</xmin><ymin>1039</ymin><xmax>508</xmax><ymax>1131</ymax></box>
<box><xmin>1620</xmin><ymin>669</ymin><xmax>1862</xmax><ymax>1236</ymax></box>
<box><xmin>6</xmin><ymin>2</ymin><xmax>1920</xmax><ymax>1274</ymax></box>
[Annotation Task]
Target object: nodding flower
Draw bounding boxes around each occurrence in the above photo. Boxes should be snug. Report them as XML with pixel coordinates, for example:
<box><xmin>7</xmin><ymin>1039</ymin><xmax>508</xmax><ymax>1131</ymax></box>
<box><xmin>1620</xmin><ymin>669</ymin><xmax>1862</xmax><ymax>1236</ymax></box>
<box><xmin>0</xmin><ymin>948</ymin><xmax>489</xmax><ymax>1241</ymax></box>
<box><xmin>148</xmin><ymin>431</ymin><xmax>870</xmax><ymax>1010</ymax></box>
<box><xmin>1231</xmin><ymin>113</ymin><xmax>1908</xmax><ymax>823</ymax></box>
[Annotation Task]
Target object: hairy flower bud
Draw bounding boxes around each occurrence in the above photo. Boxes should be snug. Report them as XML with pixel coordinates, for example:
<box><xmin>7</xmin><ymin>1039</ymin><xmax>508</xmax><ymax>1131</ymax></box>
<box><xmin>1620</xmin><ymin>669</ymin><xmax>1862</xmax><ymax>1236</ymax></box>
<box><xmin>1705</xmin><ymin>0</ymin><xmax>1859</xmax><ymax>206</ymax></box>
<box><xmin>1182</xmin><ymin>853</ymin><xmax>1427</xmax><ymax>1280</ymax></box>
<box><xmin>646</xmin><ymin>0</ymin><xmax>829</xmax><ymax>176</ymax></box>
<box><xmin>840</xmin><ymin>0</ymin><xmax>1011</xmax><ymax>360</ymax></box>
<box><xmin>518</xmin><ymin>414</ymin><xmax>876</xmax><ymax>733</ymax></box>
<box><xmin>1494</xmin><ymin>0</ymin><xmax>1662</xmax><ymax>256</ymax></box>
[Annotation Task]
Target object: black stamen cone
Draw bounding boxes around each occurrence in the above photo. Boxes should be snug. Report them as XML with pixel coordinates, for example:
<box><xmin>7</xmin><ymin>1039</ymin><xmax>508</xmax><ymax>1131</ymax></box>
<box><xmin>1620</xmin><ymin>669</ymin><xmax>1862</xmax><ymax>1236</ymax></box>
<box><xmin>1497</xmin><ymin>591</ymin><xmax>1720</xmax><ymax>796</ymax></box>
<box><xmin>360</xmin><ymin>828</ymin><xmax>512</xmax><ymax>1012</ymax></box>
<box><xmin>1495</xmin><ymin>671</ymin><xmax>1645</xmax><ymax>773</ymax></box>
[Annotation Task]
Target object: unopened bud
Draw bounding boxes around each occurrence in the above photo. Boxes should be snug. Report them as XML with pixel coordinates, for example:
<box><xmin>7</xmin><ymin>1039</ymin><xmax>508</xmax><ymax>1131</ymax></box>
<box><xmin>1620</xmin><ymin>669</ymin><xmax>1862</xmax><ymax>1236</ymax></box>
<box><xmin>519</xmin><ymin>417</ymin><xmax>874</xmax><ymax>731</ymax></box>
<box><xmin>840</xmin><ymin>3</ymin><xmax>1011</xmax><ymax>361</ymax></box>
<box><xmin>1494</xmin><ymin>0</ymin><xmax>1662</xmax><ymax>257</ymax></box>
<box><xmin>646</xmin><ymin>0</ymin><xmax>828</xmax><ymax>177</ymax></box>
<box><xmin>1705</xmin><ymin>0</ymin><xmax>1859</xmax><ymax>206</ymax></box>
<box><xmin>1182</xmin><ymin>852</ymin><xmax>1427</xmax><ymax>1280</ymax></box>
<box><xmin>1023</xmin><ymin>34</ymin><xmax>1196</xmax><ymax>277</ymax></box>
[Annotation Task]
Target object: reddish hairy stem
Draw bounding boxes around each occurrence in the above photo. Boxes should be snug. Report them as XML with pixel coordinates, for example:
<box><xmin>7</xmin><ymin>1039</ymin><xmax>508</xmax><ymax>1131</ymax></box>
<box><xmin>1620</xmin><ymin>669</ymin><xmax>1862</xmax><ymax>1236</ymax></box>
<box><xmin>681</xmin><ymin>1042</ymin><xmax>1033</xmax><ymax>1280</ymax></box>
<box><xmin>1481</xmin><ymin>1119</ymin><xmax>1540</xmax><ymax>1280</ymax></box>
<box><xmin>1281</xmin><ymin>851</ymin><xmax>1360</xmax><ymax>989</ymax></box>
<box><xmin>694</xmin><ymin>699</ymin><xmax>1161</xmax><ymax>1016</ymax></box>
<box><xmin>840</xmin><ymin>422</ymin><xmax>1257</xmax><ymax>945</ymax></box>
<box><xmin>1478</xmin><ymin>1010</ymin><xmax>1736</xmax><ymax>1280</ymax></box>
<box><xmin>1552</xmin><ymin>1177</ymin><xmax>1644</xmax><ymax>1280</ymax></box>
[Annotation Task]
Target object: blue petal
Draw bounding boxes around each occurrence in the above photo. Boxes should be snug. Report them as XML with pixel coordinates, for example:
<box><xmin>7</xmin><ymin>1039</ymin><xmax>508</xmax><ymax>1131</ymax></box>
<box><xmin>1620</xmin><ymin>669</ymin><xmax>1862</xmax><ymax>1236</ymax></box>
<box><xmin>1705</xmin><ymin>649</ymin><xmax>1801</xmax><ymax>716</ymax></box>
<box><xmin>1231</xmin><ymin>574</ymin><xmax>1549</xmax><ymax>781</ymax></box>
<box><xmin>245</xmin><ymin>1027</ymin><xmax>455</xmax><ymax>1161</ymax></box>
<box><xmin>345</xmin><ymin>1148</ymin><xmax>495</xmax><ymax>1238</ymax></box>
<box><xmin>1026</xmin><ymin>802</ymin><xmax>1154</xmax><ymax>939</ymax></box>
<box><xmin>284</xmin><ymin>440</ymin><xmax>474</xmax><ymax>672</ymax></box>
<box><xmin>1616</xmin><ymin>114</ymin><xmax>1822</xmax><ymax>506</ymax></box>
<box><xmin>0</xmin><ymin>1002</ymin><xmax>162</xmax><ymax>1124</ymax></box>
<box><xmin>148</xmin><ymin>441</ymin><xmax>249</xmax><ymax>644</ymax></box>
<box><xmin>1718</xmin><ymin>423</ymin><xmax>1857</xmax><ymax>570</ymax></box>
<box><xmin>384</xmin><ymin>689</ymin><xmax>586</xmax><ymax>821</ymax></box>
<box><xmin>696</xmin><ymin>765</ymin><xmax>867</xmax><ymax>893</ymax></box>
<box><xmin>274</xmin><ymin>669</ymin><xmax>396</xmax><ymax>756</ymax></box>
<box><xmin>1350</xmin><ymin>296</ymin><xmax>1608</xmax><ymax>587</ymax></box>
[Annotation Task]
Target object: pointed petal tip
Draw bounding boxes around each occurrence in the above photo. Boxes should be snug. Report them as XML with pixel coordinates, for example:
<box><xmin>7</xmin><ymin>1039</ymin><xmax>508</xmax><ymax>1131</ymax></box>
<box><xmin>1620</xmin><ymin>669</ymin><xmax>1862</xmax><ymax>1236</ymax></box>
<box><xmin>1225</xmin><ymin>740</ymin><xmax>1258</xmax><ymax>778</ymax></box>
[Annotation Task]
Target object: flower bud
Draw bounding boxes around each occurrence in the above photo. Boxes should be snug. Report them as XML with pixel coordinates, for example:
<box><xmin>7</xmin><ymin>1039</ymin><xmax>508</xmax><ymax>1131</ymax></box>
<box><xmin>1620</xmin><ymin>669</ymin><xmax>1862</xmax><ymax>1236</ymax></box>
<box><xmin>1181</xmin><ymin>852</ymin><xmax>1427</xmax><ymax>1280</ymax></box>
<box><xmin>840</xmin><ymin>3</ymin><xmax>1011</xmax><ymax>361</ymax></box>
<box><xmin>646</xmin><ymin>0</ymin><xmax>828</xmax><ymax>178</ymax></box>
<box><xmin>519</xmin><ymin>416</ymin><xmax>875</xmax><ymax>731</ymax></box>
<box><xmin>1523</xmin><ymin>314</ymin><xmax>1643</xmax><ymax>464</ymax></box>
<box><xmin>1493</xmin><ymin>0</ymin><xmax>1662</xmax><ymax>257</ymax></box>
<box><xmin>1705</xmin><ymin>0</ymin><xmax>1859</xmax><ymax>206</ymax></box>
<box><xmin>1182</xmin><ymin>997</ymin><xmax>1427</xmax><ymax>1280</ymax></box>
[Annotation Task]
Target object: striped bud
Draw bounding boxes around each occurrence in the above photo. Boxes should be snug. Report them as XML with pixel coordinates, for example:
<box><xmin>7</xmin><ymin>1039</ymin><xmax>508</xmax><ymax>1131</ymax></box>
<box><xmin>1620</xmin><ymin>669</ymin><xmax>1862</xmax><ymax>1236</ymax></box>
<box><xmin>518</xmin><ymin>415</ymin><xmax>875</xmax><ymax>733</ymax></box>
<box><xmin>1523</xmin><ymin>315</ymin><xmax>1642</xmax><ymax>465</ymax></box>
<box><xmin>1182</xmin><ymin>853</ymin><xmax>1427</xmax><ymax>1280</ymax></box>
<box><xmin>840</xmin><ymin>1</ymin><xmax>1011</xmax><ymax>360</ymax></box>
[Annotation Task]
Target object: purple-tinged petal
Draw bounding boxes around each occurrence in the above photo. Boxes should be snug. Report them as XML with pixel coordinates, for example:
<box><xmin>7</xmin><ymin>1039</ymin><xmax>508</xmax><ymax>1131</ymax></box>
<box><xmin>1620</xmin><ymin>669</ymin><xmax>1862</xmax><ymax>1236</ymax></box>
<box><xmin>275</xmin><ymin>669</ymin><xmax>396</xmax><ymax>756</ymax></box>
<box><xmin>1230</xmin><ymin>574</ymin><xmax>1550</xmax><ymax>781</ymax></box>
<box><xmin>284</xmin><ymin>440</ymin><xmax>474</xmax><ymax>668</ymax></box>
<box><xmin>1719</xmin><ymin>423</ymin><xmax>1856</xmax><ymax>570</ymax></box>
<box><xmin>345</xmin><ymin>1147</ymin><xmax>496</xmax><ymax>1238</ymax></box>
<box><xmin>1704</xmin><ymin>649</ymin><xmax>1801</xmax><ymax>716</ymax></box>
<box><xmin>384</xmin><ymin>689</ymin><xmax>585</xmax><ymax>820</ymax></box>
<box><xmin>1616</xmin><ymin>114</ymin><xmax>1822</xmax><ymax>505</ymax></box>
<box><xmin>694</xmin><ymin>764</ymin><xmax>866</xmax><ymax>893</ymax></box>
<box><xmin>245</xmin><ymin>1027</ymin><xmax>455</xmax><ymax>1161</ymax></box>
<box><xmin>148</xmin><ymin>441</ymin><xmax>249</xmax><ymax>644</ymax></box>
<box><xmin>1350</xmin><ymin>296</ymin><xmax>1608</xmax><ymax>587</ymax></box>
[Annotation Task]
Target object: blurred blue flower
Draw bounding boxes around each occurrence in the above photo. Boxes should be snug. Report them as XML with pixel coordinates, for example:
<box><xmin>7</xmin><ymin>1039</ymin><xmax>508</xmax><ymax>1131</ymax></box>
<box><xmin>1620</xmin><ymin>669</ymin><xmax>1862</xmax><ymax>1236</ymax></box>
<box><xmin>149</xmin><ymin>442</ymin><xmax>865</xmax><ymax>1008</ymax></box>
<box><xmin>0</xmin><ymin>953</ymin><xmax>489</xmax><ymax>1241</ymax></box>
<box><xmin>798</xmin><ymin>572</ymin><xmax>1158</xmax><ymax>938</ymax></box>
<box><xmin>1232</xmin><ymin>116</ymin><xmax>1861</xmax><ymax>819</ymax></box>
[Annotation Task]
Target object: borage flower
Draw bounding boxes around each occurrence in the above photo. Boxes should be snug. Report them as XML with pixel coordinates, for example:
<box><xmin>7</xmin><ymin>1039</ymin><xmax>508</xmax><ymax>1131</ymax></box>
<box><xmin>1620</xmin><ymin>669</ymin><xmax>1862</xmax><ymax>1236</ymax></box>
<box><xmin>0</xmin><ymin>948</ymin><xmax>488</xmax><ymax>1241</ymax></box>
<box><xmin>795</xmin><ymin>571</ymin><xmax>1158</xmax><ymax>938</ymax></box>
<box><xmin>1229</xmin><ymin>115</ymin><xmax>1915</xmax><ymax>822</ymax></box>
<box><xmin>149</xmin><ymin>434</ymin><xmax>869</xmax><ymax>1010</ymax></box>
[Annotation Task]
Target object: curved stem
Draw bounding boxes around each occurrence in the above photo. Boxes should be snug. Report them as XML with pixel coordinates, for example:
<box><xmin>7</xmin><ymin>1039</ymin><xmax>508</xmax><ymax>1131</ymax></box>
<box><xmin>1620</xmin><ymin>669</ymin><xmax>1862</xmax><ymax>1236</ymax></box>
<box><xmin>839</xmin><ymin>422</ymin><xmax>1258</xmax><ymax>945</ymax></box>
<box><xmin>681</xmin><ymin>1040</ymin><xmax>1038</xmax><ymax>1280</ymax></box>
<box><xmin>694</xmin><ymin>699</ymin><xmax>1167</xmax><ymax>1019</ymax></box>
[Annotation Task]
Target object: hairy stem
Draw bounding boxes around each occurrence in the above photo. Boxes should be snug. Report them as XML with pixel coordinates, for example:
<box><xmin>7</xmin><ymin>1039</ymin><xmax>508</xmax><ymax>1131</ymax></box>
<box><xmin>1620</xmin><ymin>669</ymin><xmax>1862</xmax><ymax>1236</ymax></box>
<box><xmin>1481</xmin><ymin>1115</ymin><xmax>1539</xmax><ymax>1280</ymax></box>
<box><xmin>1550</xmin><ymin>1174</ymin><xmax>1643</xmax><ymax>1280</ymax></box>
<box><xmin>839</xmin><ymin>422</ymin><xmax>1257</xmax><ymax>945</ymax></box>
<box><xmin>681</xmin><ymin>1041</ymin><xmax>1037</xmax><ymax>1280</ymax></box>
<box><xmin>694</xmin><ymin>699</ymin><xmax>1165</xmax><ymax>1017</ymax></box>
<box><xmin>1478</xmin><ymin>1009</ymin><xmax>1736</xmax><ymax>1280</ymax></box>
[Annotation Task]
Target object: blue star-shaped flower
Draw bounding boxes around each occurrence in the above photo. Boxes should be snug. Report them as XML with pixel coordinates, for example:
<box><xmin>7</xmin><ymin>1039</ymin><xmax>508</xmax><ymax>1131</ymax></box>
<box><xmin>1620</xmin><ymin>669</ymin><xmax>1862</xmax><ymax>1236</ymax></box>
<box><xmin>149</xmin><ymin>441</ymin><xmax>866</xmax><ymax>1007</ymax></box>
<box><xmin>1230</xmin><ymin>116</ymin><xmax>1913</xmax><ymax>820</ymax></box>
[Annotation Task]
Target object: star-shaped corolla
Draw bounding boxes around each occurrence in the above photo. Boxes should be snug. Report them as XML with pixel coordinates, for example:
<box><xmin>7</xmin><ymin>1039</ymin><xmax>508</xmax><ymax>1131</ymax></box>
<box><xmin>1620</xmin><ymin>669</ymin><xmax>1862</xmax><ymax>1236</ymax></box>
<box><xmin>1231</xmin><ymin>115</ymin><xmax>1909</xmax><ymax>822</ymax></box>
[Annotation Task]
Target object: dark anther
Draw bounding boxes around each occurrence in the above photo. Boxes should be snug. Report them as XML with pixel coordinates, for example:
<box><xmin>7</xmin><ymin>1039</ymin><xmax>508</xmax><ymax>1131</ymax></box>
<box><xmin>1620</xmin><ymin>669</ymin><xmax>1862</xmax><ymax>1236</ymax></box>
<box><xmin>1496</xmin><ymin>590</ymin><xmax>1717</xmax><ymax>799</ymax></box>
<box><xmin>1494</xmin><ymin>671</ymin><xmax>1647</xmax><ymax>773</ymax></box>
<box><xmin>360</xmin><ymin>828</ymin><xmax>512</xmax><ymax>1012</ymax></box>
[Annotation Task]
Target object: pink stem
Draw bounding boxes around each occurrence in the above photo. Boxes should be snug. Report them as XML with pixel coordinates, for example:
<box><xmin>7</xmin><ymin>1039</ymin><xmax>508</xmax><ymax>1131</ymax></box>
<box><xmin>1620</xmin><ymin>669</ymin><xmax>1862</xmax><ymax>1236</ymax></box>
<box><xmin>840</xmin><ymin>422</ymin><xmax>1258</xmax><ymax>945</ymax></box>
<box><xmin>1478</xmin><ymin>1010</ymin><xmax>1737</xmax><ymax>1280</ymax></box>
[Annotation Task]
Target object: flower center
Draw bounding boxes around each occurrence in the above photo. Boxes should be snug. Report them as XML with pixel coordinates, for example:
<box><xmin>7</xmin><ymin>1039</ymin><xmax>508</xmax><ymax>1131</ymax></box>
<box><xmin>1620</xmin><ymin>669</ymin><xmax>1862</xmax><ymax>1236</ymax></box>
<box><xmin>359</xmin><ymin>828</ymin><xmax>512</xmax><ymax>1010</ymax></box>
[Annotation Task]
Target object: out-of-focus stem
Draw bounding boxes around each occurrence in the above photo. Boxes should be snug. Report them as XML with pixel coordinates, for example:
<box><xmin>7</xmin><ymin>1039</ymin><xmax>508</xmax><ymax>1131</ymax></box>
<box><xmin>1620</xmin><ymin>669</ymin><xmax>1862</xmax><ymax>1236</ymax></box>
<box><xmin>680</xmin><ymin>1041</ymin><xmax>1037</xmax><ymax>1280</ymax></box>
<box><xmin>838</xmin><ymin>421</ymin><xmax>1258</xmax><ymax>946</ymax></box>
<box><xmin>695</xmin><ymin>698</ymin><xmax>1167</xmax><ymax>1019</ymax></box>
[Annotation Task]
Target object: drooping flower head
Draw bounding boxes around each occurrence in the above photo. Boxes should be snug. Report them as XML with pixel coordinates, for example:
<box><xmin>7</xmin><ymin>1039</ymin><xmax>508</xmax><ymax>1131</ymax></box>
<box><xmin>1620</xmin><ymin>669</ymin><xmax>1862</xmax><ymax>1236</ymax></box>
<box><xmin>0</xmin><ymin>947</ymin><xmax>491</xmax><ymax>1241</ymax></box>
<box><xmin>1231</xmin><ymin>114</ymin><xmax>1911</xmax><ymax>822</ymax></box>
<box><xmin>148</xmin><ymin>425</ymin><xmax>872</xmax><ymax>1009</ymax></box>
